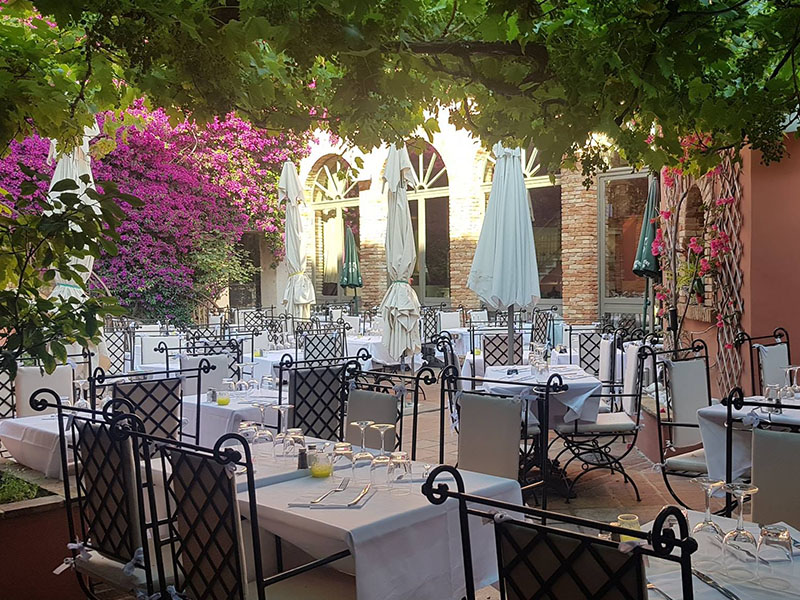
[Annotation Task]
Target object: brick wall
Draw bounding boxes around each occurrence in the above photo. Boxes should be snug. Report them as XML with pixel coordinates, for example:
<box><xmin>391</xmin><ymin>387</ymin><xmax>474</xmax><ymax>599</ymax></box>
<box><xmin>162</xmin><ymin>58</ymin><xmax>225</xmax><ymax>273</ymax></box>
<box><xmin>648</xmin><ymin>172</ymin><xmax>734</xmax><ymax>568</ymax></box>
<box><xmin>560</xmin><ymin>171</ymin><xmax>599</xmax><ymax>323</ymax></box>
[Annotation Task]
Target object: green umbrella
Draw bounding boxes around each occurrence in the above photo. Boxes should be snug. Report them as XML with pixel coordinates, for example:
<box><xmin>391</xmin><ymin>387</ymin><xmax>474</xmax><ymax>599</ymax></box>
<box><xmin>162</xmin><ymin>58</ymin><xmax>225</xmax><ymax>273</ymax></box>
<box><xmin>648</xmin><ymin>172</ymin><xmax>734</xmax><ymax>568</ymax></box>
<box><xmin>633</xmin><ymin>175</ymin><xmax>662</xmax><ymax>280</ymax></box>
<box><xmin>339</xmin><ymin>226</ymin><xmax>362</xmax><ymax>312</ymax></box>
<box><xmin>633</xmin><ymin>175</ymin><xmax>662</xmax><ymax>332</ymax></box>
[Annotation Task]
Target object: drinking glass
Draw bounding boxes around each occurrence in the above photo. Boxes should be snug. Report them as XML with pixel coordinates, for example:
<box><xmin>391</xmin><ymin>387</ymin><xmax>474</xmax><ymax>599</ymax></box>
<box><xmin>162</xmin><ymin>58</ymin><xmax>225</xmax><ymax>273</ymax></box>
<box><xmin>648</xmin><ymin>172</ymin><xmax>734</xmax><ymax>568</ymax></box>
<box><xmin>764</xmin><ymin>384</ymin><xmax>780</xmax><ymax>413</ymax></box>
<box><xmin>722</xmin><ymin>482</ymin><xmax>760</xmax><ymax>580</ymax></box>
<box><xmin>332</xmin><ymin>442</ymin><xmax>354</xmax><ymax>485</ymax></box>
<box><xmin>351</xmin><ymin>420</ymin><xmax>375</xmax><ymax>483</ymax></box>
<box><xmin>270</xmin><ymin>404</ymin><xmax>294</xmax><ymax>459</ymax></box>
<box><xmin>617</xmin><ymin>514</ymin><xmax>640</xmax><ymax>543</ymax></box>
<box><xmin>791</xmin><ymin>366</ymin><xmax>800</xmax><ymax>395</ymax></box>
<box><xmin>690</xmin><ymin>477</ymin><xmax>725</xmax><ymax>568</ymax></box>
<box><xmin>388</xmin><ymin>451</ymin><xmax>413</xmax><ymax>496</ymax></box>
<box><xmin>757</xmin><ymin>525</ymin><xmax>793</xmax><ymax>590</ymax></box>
<box><xmin>260</xmin><ymin>375</ymin><xmax>275</xmax><ymax>392</ymax></box>
<box><xmin>369</xmin><ymin>424</ymin><xmax>395</xmax><ymax>490</ymax></box>
<box><xmin>206</xmin><ymin>387</ymin><xmax>218</xmax><ymax>403</ymax></box>
<box><xmin>285</xmin><ymin>428</ymin><xmax>304</xmax><ymax>459</ymax></box>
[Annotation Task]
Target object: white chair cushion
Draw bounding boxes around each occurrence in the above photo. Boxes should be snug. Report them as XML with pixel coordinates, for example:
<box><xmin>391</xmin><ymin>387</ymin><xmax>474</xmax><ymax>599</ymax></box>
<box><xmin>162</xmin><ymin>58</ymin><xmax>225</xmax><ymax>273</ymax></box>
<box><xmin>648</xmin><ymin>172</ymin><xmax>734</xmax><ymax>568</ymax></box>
<box><xmin>438</xmin><ymin>311</ymin><xmax>461</xmax><ymax>331</ymax></box>
<box><xmin>140</xmin><ymin>336</ymin><xmax>180</xmax><ymax>365</ymax></box>
<box><xmin>469</xmin><ymin>309</ymin><xmax>488</xmax><ymax>324</ymax></box>
<box><xmin>554</xmin><ymin>412</ymin><xmax>636</xmax><ymax>435</ymax></box>
<box><xmin>15</xmin><ymin>364</ymin><xmax>73</xmax><ymax>417</ymax></box>
<box><xmin>458</xmin><ymin>393</ymin><xmax>522</xmax><ymax>480</ymax></box>
<box><xmin>179</xmin><ymin>353</ymin><xmax>230</xmax><ymax>396</ymax></box>
<box><xmin>345</xmin><ymin>389</ymin><xmax>398</xmax><ymax>450</ymax></box>
<box><xmin>664</xmin><ymin>448</ymin><xmax>707</xmax><ymax>474</ymax></box>
<box><xmin>752</xmin><ymin>427</ymin><xmax>800</xmax><ymax>529</ymax></box>
<box><xmin>343</xmin><ymin>316</ymin><xmax>361</xmax><ymax>336</ymax></box>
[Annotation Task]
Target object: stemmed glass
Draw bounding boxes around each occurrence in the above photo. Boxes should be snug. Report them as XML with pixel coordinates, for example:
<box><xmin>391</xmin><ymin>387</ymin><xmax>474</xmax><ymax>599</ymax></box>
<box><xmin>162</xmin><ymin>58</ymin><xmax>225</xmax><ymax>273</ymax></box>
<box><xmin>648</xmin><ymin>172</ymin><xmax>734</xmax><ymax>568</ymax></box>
<box><xmin>369</xmin><ymin>423</ymin><xmax>395</xmax><ymax>490</ymax></box>
<box><xmin>691</xmin><ymin>477</ymin><xmax>725</xmax><ymax>569</ymax></box>
<box><xmin>260</xmin><ymin>375</ymin><xmax>275</xmax><ymax>393</ymax></box>
<box><xmin>722</xmin><ymin>482</ymin><xmax>760</xmax><ymax>581</ymax></box>
<box><xmin>270</xmin><ymin>404</ymin><xmax>294</xmax><ymax>459</ymax></box>
<box><xmin>351</xmin><ymin>420</ymin><xmax>374</xmax><ymax>483</ymax></box>
<box><xmin>757</xmin><ymin>525</ymin><xmax>794</xmax><ymax>590</ymax></box>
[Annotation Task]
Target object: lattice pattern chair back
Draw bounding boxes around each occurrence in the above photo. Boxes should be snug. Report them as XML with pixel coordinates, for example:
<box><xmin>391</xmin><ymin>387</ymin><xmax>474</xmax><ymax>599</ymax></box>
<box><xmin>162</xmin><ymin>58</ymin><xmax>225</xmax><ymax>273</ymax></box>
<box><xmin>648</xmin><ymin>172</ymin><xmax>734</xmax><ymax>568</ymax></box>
<box><xmin>105</xmin><ymin>330</ymin><xmax>130</xmax><ymax>374</ymax></box>
<box><xmin>482</xmin><ymin>333</ymin><xmax>524</xmax><ymax>367</ymax></box>
<box><xmin>73</xmin><ymin>419</ymin><xmax>143</xmax><ymax>561</ymax></box>
<box><xmin>420</xmin><ymin>308</ymin><xmax>439</xmax><ymax>340</ymax></box>
<box><xmin>112</xmin><ymin>378</ymin><xmax>183</xmax><ymax>441</ymax></box>
<box><xmin>0</xmin><ymin>368</ymin><xmax>14</xmax><ymax>419</ymax></box>
<box><xmin>578</xmin><ymin>331</ymin><xmax>602</xmax><ymax>376</ymax></box>
<box><xmin>530</xmin><ymin>307</ymin><xmax>555</xmax><ymax>346</ymax></box>
<box><xmin>288</xmin><ymin>365</ymin><xmax>346</xmax><ymax>440</ymax></box>
<box><xmin>494</xmin><ymin>518</ymin><xmax>646</xmax><ymax>599</ymax></box>
<box><xmin>302</xmin><ymin>332</ymin><xmax>345</xmax><ymax>362</ymax></box>
<box><xmin>164</xmin><ymin>449</ymin><xmax>249</xmax><ymax>600</ymax></box>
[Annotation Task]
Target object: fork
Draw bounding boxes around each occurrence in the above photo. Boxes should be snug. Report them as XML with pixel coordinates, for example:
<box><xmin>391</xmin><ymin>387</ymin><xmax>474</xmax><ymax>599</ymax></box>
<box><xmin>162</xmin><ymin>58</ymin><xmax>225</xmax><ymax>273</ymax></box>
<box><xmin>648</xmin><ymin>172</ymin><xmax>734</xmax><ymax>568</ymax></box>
<box><xmin>646</xmin><ymin>582</ymin><xmax>675</xmax><ymax>600</ymax></box>
<box><xmin>311</xmin><ymin>477</ymin><xmax>350</xmax><ymax>504</ymax></box>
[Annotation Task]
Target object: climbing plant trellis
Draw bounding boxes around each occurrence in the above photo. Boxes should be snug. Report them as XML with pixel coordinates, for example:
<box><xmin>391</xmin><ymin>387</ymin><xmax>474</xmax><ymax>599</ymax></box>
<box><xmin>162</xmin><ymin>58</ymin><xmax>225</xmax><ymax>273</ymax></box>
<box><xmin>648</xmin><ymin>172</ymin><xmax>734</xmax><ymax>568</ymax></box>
<box><xmin>657</xmin><ymin>151</ymin><xmax>743</xmax><ymax>393</ymax></box>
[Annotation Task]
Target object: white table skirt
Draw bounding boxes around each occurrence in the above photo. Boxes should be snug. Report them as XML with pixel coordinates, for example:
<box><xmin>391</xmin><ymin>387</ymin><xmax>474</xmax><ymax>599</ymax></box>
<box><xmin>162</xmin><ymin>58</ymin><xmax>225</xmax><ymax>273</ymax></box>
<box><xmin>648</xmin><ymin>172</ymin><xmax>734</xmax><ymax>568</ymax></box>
<box><xmin>479</xmin><ymin>365</ymin><xmax>603</xmax><ymax>424</ymax></box>
<box><xmin>239</xmin><ymin>467</ymin><xmax>522</xmax><ymax>600</ymax></box>
<box><xmin>645</xmin><ymin>510</ymin><xmax>800</xmax><ymax>599</ymax></box>
<box><xmin>698</xmin><ymin>399</ymin><xmax>800</xmax><ymax>481</ymax></box>
<box><xmin>253</xmin><ymin>350</ymin><xmax>301</xmax><ymax>381</ymax></box>
<box><xmin>0</xmin><ymin>415</ymin><xmax>66</xmax><ymax>478</ymax></box>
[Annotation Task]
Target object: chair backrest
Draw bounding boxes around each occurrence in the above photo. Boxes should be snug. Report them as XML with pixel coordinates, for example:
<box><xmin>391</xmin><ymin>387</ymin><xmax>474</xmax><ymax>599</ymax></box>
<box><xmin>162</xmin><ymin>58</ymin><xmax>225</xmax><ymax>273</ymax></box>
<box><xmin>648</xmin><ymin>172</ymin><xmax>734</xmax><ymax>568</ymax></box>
<box><xmin>343</xmin><ymin>315</ymin><xmax>361</xmax><ymax>336</ymax></box>
<box><xmin>578</xmin><ymin>330</ymin><xmax>602</xmax><ymax>376</ymax></box>
<box><xmin>164</xmin><ymin>447</ymin><xmax>249</xmax><ymax>600</ymax></box>
<box><xmin>137</xmin><ymin>324</ymin><xmax>162</xmax><ymax>334</ymax></box>
<box><xmin>73</xmin><ymin>419</ymin><xmax>144</xmax><ymax>562</ymax></box>
<box><xmin>180</xmin><ymin>353</ymin><xmax>229</xmax><ymax>396</ymax></box>
<box><xmin>665</xmin><ymin>357</ymin><xmax>711</xmax><ymax>447</ymax></box>
<box><xmin>482</xmin><ymin>333</ymin><xmax>523</xmax><ymax>367</ymax></box>
<box><xmin>468</xmin><ymin>309</ymin><xmax>488</xmax><ymax>325</ymax></box>
<box><xmin>209</xmin><ymin>314</ymin><xmax>224</xmax><ymax>326</ymax></box>
<box><xmin>751</xmin><ymin>427</ymin><xmax>800</xmax><ymax>529</ymax></box>
<box><xmin>493</xmin><ymin>518</ymin><xmax>647</xmax><ymax>599</ymax></box>
<box><xmin>141</xmin><ymin>335</ymin><xmax>180</xmax><ymax>365</ymax></box>
<box><xmin>438</xmin><ymin>310</ymin><xmax>461</xmax><ymax>331</ymax></box>
<box><xmin>598</xmin><ymin>336</ymin><xmax>617</xmax><ymax>385</ymax></box>
<box><xmin>113</xmin><ymin>378</ymin><xmax>183</xmax><ymax>441</ymax></box>
<box><xmin>622</xmin><ymin>343</ymin><xmax>642</xmax><ymax>415</ymax></box>
<box><xmin>302</xmin><ymin>332</ymin><xmax>344</xmax><ymax>362</ymax></box>
<box><xmin>530</xmin><ymin>307</ymin><xmax>554</xmax><ymax>345</ymax></box>
<box><xmin>757</xmin><ymin>342</ymin><xmax>790</xmax><ymax>389</ymax></box>
<box><xmin>345</xmin><ymin>389</ymin><xmax>398</xmax><ymax>450</ymax></box>
<box><xmin>458</xmin><ymin>393</ymin><xmax>521</xmax><ymax>480</ymax></box>
<box><xmin>15</xmin><ymin>364</ymin><xmax>73</xmax><ymax>417</ymax></box>
<box><xmin>104</xmin><ymin>330</ymin><xmax>131</xmax><ymax>375</ymax></box>
<box><xmin>186</xmin><ymin>338</ymin><xmax>243</xmax><ymax>380</ymax></box>
<box><xmin>288</xmin><ymin>365</ymin><xmax>345</xmax><ymax>440</ymax></box>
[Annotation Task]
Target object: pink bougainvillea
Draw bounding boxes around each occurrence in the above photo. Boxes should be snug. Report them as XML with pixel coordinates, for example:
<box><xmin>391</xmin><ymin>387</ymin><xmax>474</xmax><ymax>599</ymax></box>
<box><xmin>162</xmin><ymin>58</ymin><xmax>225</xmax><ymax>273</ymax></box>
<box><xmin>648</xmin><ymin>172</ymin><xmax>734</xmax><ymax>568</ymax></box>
<box><xmin>0</xmin><ymin>103</ymin><xmax>309</xmax><ymax>321</ymax></box>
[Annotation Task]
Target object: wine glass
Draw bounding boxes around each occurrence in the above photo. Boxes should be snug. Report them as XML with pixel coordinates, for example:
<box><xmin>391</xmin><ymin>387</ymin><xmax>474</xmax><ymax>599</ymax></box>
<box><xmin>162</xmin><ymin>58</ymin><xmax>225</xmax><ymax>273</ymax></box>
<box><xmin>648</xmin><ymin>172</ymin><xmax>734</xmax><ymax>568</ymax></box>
<box><xmin>369</xmin><ymin>423</ymin><xmax>395</xmax><ymax>490</ymax></box>
<box><xmin>757</xmin><ymin>525</ymin><xmax>793</xmax><ymax>590</ymax></box>
<box><xmin>270</xmin><ymin>404</ymin><xmax>294</xmax><ymax>459</ymax></box>
<box><xmin>764</xmin><ymin>384</ymin><xmax>780</xmax><ymax>413</ymax></box>
<box><xmin>260</xmin><ymin>375</ymin><xmax>275</xmax><ymax>392</ymax></box>
<box><xmin>284</xmin><ymin>428</ymin><xmax>304</xmax><ymax>459</ymax></box>
<box><xmin>332</xmin><ymin>442</ymin><xmax>354</xmax><ymax>485</ymax></box>
<box><xmin>691</xmin><ymin>477</ymin><xmax>725</xmax><ymax>569</ymax></box>
<box><xmin>351</xmin><ymin>420</ymin><xmax>374</xmax><ymax>483</ymax></box>
<box><xmin>791</xmin><ymin>366</ymin><xmax>800</xmax><ymax>395</ymax></box>
<box><xmin>722</xmin><ymin>482</ymin><xmax>760</xmax><ymax>581</ymax></box>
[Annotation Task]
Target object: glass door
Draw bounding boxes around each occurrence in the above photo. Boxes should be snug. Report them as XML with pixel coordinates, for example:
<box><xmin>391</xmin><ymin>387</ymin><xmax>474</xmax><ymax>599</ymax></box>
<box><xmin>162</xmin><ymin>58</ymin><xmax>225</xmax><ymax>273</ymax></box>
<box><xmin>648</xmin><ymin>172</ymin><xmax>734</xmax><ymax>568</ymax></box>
<box><xmin>598</xmin><ymin>172</ymin><xmax>649</xmax><ymax>317</ymax></box>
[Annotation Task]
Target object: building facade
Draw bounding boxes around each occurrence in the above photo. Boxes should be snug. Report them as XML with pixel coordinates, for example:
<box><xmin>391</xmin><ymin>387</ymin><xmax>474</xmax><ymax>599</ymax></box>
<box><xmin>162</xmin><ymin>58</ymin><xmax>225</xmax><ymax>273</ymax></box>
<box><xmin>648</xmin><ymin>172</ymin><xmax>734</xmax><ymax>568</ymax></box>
<box><xmin>251</xmin><ymin>112</ymin><xmax>652</xmax><ymax>324</ymax></box>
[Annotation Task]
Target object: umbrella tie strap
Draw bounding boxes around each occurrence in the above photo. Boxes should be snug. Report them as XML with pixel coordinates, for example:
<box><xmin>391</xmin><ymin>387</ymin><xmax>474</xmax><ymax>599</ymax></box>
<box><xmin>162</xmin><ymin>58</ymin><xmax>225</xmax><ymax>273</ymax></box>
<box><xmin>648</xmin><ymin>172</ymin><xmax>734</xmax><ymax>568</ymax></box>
<box><xmin>58</xmin><ymin>283</ymin><xmax>83</xmax><ymax>289</ymax></box>
<box><xmin>390</xmin><ymin>280</ymin><xmax>409</xmax><ymax>284</ymax></box>
<box><xmin>289</xmin><ymin>271</ymin><xmax>305</xmax><ymax>277</ymax></box>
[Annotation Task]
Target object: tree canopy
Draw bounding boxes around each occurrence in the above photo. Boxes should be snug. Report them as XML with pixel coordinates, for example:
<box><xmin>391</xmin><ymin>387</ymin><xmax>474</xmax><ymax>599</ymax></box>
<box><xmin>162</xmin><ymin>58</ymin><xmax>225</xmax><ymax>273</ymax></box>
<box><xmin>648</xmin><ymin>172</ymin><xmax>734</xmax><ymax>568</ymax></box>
<box><xmin>4</xmin><ymin>0</ymin><xmax>800</xmax><ymax>177</ymax></box>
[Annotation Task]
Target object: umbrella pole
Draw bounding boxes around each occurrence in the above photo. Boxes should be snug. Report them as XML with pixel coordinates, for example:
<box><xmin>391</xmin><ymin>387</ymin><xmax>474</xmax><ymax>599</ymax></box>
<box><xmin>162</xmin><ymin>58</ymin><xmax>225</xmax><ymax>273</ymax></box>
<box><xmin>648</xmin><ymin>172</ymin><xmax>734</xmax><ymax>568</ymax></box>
<box><xmin>353</xmin><ymin>288</ymin><xmax>360</xmax><ymax>316</ymax></box>
<box><xmin>507</xmin><ymin>305</ymin><xmax>515</xmax><ymax>366</ymax></box>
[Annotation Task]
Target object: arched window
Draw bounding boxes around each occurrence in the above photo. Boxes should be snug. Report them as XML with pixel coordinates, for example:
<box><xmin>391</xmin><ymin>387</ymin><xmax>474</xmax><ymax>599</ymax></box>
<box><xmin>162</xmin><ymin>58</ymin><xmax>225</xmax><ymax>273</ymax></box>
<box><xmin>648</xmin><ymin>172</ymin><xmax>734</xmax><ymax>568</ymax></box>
<box><xmin>483</xmin><ymin>146</ymin><xmax>563</xmax><ymax>302</ymax></box>
<box><xmin>405</xmin><ymin>140</ymin><xmax>450</xmax><ymax>301</ymax></box>
<box><xmin>308</xmin><ymin>155</ymin><xmax>360</xmax><ymax>299</ymax></box>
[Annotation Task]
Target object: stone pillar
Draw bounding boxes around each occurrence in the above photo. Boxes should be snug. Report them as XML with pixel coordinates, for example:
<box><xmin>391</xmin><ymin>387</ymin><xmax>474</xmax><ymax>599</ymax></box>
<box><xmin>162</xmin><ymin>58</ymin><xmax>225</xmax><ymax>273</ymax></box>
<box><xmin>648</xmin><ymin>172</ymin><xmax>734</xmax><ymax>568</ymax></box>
<box><xmin>561</xmin><ymin>171</ymin><xmax>599</xmax><ymax>323</ymax></box>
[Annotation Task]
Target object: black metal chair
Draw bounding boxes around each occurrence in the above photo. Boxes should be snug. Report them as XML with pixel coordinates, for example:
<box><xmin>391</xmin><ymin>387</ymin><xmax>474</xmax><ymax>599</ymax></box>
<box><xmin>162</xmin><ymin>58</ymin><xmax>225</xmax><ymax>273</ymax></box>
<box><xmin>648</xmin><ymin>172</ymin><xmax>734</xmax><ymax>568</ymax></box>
<box><xmin>277</xmin><ymin>350</ymin><xmax>371</xmax><ymax>441</ymax></box>
<box><xmin>478</xmin><ymin>331</ymin><xmax>524</xmax><ymax>368</ymax></box>
<box><xmin>646</xmin><ymin>340</ymin><xmax>715</xmax><ymax>509</ymax></box>
<box><xmin>422</xmin><ymin>465</ymin><xmax>697</xmax><ymax>600</ymax></box>
<box><xmin>530</xmin><ymin>305</ymin><xmax>558</xmax><ymax>346</ymax></box>
<box><xmin>735</xmin><ymin>327</ymin><xmax>791</xmax><ymax>396</ymax></box>
<box><xmin>301</xmin><ymin>330</ymin><xmax>346</xmax><ymax>362</ymax></box>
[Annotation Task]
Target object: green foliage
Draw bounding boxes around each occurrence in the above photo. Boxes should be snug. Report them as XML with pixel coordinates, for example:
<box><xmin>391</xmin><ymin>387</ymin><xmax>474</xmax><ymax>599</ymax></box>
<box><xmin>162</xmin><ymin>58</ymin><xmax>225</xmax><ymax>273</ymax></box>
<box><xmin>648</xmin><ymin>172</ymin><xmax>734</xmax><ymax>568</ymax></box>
<box><xmin>0</xmin><ymin>470</ymin><xmax>45</xmax><ymax>504</ymax></box>
<box><xmin>0</xmin><ymin>171</ymin><xmax>132</xmax><ymax>376</ymax></box>
<box><xmin>192</xmin><ymin>236</ymin><xmax>259</xmax><ymax>305</ymax></box>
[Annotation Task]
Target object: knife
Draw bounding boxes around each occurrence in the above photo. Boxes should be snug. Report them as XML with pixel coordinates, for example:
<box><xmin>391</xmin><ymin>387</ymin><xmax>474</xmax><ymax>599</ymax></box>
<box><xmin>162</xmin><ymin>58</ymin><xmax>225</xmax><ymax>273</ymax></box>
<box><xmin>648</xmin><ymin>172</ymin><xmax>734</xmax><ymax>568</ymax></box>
<box><xmin>347</xmin><ymin>483</ymin><xmax>371</xmax><ymax>507</ymax></box>
<box><xmin>691</xmin><ymin>569</ymin><xmax>742</xmax><ymax>600</ymax></box>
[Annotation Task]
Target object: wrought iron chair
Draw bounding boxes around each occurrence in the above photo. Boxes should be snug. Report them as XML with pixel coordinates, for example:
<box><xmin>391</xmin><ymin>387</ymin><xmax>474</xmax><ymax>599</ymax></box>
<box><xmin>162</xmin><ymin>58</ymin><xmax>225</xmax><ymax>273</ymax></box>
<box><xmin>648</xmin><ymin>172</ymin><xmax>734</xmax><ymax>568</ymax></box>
<box><xmin>300</xmin><ymin>330</ymin><xmax>346</xmax><ymax>363</ymax></box>
<box><xmin>735</xmin><ymin>327</ymin><xmax>791</xmax><ymax>395</ymax></box>
<box><xmin>551</xmin><ymin>346</ymin><xmax>646</xmax><ymax>501</ymax></box>
<box><xmin>277</xmin><ymin>351</ymin><xmax>370</xmax><ymax>441</ymax></box>
<box><xmin>482</xmin><ymin>332</ymin><xmax>524</xmax><ymax>367</ymax></box>
<box><xmin>530</xmin><ymin>305</ymin><xmax>558</xmax><ymax>346</ymax></box>
<box><xmin>422</xmin><ymin>466</ymin><xmax>697</xmax><ymax>600</ymax></box>
<box><xmin>646</xmin><ymin>340</ymin><xmax>715</xmax><ymax>508</ymax></box>
<box><xmin>112</xmin><ymin>377</ymin><xmax>184</xmax><ymax>442</ymax></box>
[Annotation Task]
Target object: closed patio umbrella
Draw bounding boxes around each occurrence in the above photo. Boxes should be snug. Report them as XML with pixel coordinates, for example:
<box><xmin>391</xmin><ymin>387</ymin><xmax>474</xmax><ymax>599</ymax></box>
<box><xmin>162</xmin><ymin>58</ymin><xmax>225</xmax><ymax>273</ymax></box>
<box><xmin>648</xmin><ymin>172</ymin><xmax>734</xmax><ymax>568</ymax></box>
<box><xmin>379</xmin><ymin>144</ymin><xmax>421</xmax><ymax>360</ymax></box>
<box><xmin>46</xmin><ymin>123</ymin><xmax>101</xmax><ymax>301</ymax></box>
<box><xmin>279</xmin><ymin>161</ymin><xmax>316</xmax><ymax>319</ymax></box>
<box><xmin>468</xmin><ymin>143</ymin><xmax>540</xmax><ymax>364</ymax></box>
<box><xmin>339</xmin><ymin>225</ymin><xmax>363</xmax><ymax>314</ymax></box>
<box><xmin>633</xmin><ymin>175</ymin><xmax>662</xmax><ymax>331</ymax></box>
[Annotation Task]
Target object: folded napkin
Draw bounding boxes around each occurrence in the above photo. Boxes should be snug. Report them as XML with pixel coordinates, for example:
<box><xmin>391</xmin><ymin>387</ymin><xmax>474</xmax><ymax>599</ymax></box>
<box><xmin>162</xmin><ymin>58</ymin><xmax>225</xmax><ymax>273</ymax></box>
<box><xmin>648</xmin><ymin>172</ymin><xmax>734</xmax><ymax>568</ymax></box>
<box><xmin>287</xmin><ymin>485</ymin><xmax>376</xmax><ymax>509</ymax></box>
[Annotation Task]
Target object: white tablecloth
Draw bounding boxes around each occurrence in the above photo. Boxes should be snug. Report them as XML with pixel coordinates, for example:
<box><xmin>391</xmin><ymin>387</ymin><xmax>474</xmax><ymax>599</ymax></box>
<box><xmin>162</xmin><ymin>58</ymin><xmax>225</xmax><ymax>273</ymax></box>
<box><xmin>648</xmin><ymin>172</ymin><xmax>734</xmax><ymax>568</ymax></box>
<box><xmin>645</xmin><ymin>510</ymin><xmax>800</xmax><ymax>599</ymax></box>
<box><xmin>0</xmin><ymin>415</ymin><xmax>66</xmax><ymax>478</ymax></box>
<box><xmin>239</xmin><ymin>467</ymin><xmax>522</xmax><ymax>600</ymax></box>
<box><xmin>480</xmin><ymin>365</ymin><xmax>603</xmax><ymax>424</ymax></box>
<box><xmin>253</xmin><ymin>350</ymin><xmax>301</xmax><ymax>381</ymax></box>
<box><xmin>182</xmin><ymin>391</ymin><xmax>282</xmax><ymax>446</ymax></box>
<box><xmin>698</xmin><ymin>399</ymin><xmax>800</xmax><ymax>481</ymax></box>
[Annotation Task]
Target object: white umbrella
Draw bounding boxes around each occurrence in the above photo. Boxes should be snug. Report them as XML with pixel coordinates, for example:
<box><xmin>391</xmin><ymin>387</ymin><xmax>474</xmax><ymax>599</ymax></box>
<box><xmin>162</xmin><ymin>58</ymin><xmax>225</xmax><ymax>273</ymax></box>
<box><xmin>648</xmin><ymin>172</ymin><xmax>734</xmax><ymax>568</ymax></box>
<box><xmin>468</xmin><ymin>143</ymin><xmax>541</xmax><ymax>364</ymax></box>
<box><xmin>379</xmin><ymin>144</ymin><xmax>421</xmax><ymax>360</ymax></box>
<box><xmin>279</xmin><ymin>161</ymin><xmax>316</xmax><ymax>319</ymax></box>
<box><xmin>46</xmin><ymin>123</ymin><xmax>101</xmax><ymax>301</ymax></box>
